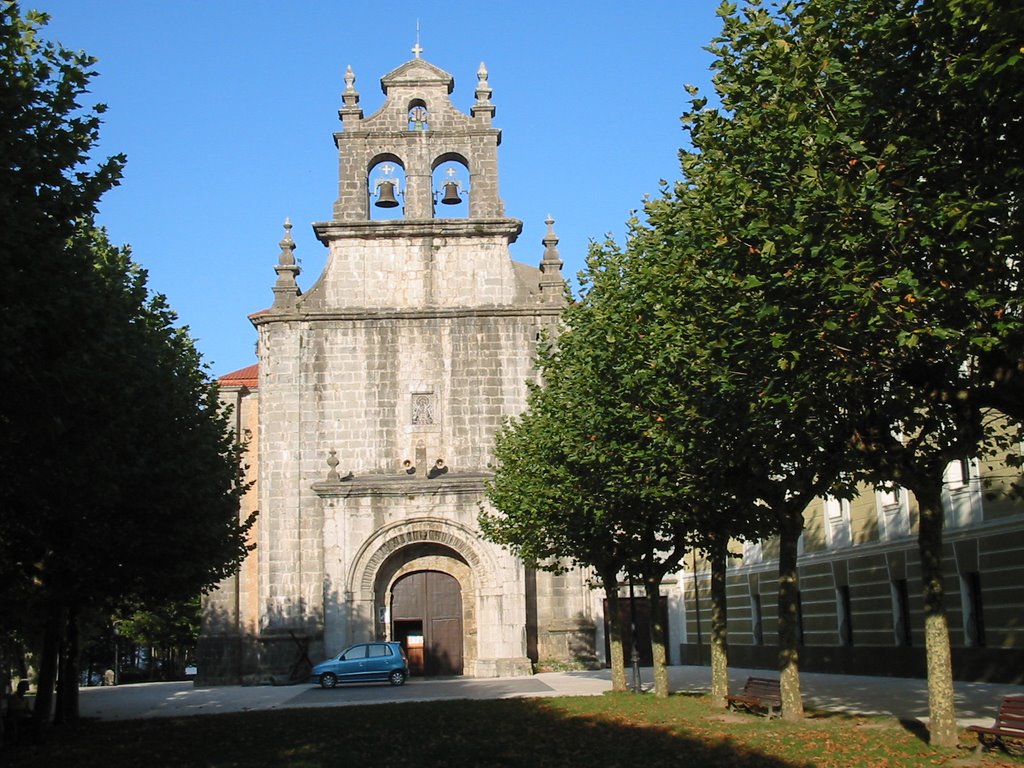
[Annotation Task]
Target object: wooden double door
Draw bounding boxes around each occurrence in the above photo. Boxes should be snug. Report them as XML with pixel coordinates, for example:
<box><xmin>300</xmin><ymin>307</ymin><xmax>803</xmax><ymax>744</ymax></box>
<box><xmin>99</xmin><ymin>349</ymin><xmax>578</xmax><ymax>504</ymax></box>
<box><xmin>391</xmin><ymin>570</ymin><xmax>464</xmax><ymax>676</ymax></box>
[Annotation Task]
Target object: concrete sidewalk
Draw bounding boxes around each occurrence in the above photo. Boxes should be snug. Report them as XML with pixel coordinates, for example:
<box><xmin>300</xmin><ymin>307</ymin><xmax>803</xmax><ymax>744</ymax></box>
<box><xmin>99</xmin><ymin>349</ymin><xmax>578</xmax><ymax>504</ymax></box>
<box><xmin>665</xmin><ymin>666</ymin><xmax>1024</xmax><ymax>729</ymax></box>
<box><xmin>76</xmin><ymin>666</ymin><xmax>1024</xmax><ymax>729</ymax></box>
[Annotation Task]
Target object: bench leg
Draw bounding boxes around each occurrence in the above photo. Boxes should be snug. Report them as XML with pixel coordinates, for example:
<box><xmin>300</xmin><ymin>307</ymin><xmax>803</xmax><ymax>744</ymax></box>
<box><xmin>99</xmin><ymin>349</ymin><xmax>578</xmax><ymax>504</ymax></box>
<box><xmin>972</xmin><ymin>734</ymin><xmax>994</xmax><ymax>755</ymax></box>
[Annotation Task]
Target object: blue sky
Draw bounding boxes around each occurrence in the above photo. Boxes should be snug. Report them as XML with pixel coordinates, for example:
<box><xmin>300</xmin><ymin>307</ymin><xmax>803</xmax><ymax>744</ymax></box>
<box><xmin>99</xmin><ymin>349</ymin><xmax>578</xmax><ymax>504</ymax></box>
<box><xmin>31</xmin><ymin>1</ymin><xmax>724</xmax><ymax>376</ymax></box>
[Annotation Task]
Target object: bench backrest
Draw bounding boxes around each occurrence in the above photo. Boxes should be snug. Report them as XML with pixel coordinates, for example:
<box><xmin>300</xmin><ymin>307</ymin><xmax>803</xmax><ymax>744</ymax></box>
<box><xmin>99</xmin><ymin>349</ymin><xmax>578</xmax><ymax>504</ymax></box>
<box><xmin>996</xmin><ymin>695</ymin><xmax>1024</xmax><ymax>733</ymax></box>
<box><xmin>744</xmin><ymin>677</ymin><xmax>781</xmax><ymax>701</ymax></box>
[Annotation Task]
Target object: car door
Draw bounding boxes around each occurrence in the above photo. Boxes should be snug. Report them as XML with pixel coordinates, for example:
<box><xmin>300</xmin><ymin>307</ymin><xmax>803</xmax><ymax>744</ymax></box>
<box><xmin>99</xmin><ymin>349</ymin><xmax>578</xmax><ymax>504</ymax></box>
<box><xmin>365</xmin><ymin>643</ymin><xmax>393</xmax><ymax>680</ymax></box>
<box><xmin>336</xmin><ymin>644</ymin><xmax>368</xmax><ymax>681</ymax></box>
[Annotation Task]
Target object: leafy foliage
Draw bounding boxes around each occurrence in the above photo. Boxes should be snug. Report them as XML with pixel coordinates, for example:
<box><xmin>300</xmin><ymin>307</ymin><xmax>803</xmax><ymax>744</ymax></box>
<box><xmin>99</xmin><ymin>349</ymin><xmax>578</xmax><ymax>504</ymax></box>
<box><xmin>621</xmin><ymin>0</ymin><xmax>1023</xmax><ymax>738</ymax></box>
<box><xmin>0</xmin><ymin>3</ymin><xmax>253</xmax><ymax>725</ymax></box>
<box><xmin>484</xmin><ymin>239</ymin><xmax>705</xmax><ymax>695</ymax></box>
<box><xmin>489</xmin><ymin>0</ymin><xmax>1022</xmax><ymax>739</ymax></box>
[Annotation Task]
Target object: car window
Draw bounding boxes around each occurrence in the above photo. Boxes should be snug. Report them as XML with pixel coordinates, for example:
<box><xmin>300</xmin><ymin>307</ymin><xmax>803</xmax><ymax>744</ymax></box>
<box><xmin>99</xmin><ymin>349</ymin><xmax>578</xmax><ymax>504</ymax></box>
<box><xmin>367</xmin><ymin>644</ymin><xmax>391</xmax><ymax>658</ymax></box>
<box><xmin>342</xmin><ymin>645</ymin><xmax>367</xmax><ymax>660</ymax></box>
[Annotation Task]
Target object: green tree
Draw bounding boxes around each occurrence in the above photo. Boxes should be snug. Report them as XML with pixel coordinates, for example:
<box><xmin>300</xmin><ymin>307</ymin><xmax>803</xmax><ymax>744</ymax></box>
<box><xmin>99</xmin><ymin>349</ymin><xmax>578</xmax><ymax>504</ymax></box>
<box><xmin>621</xmin><ymin>3</ymin><xmax>868</xmax><ymax>718</ymax></box>
<box><xmin>812</xmin><ymin>0</ymin><xmax>1024</xmax><ymax>745</ymax></box>
<box><xmin>0</xmin><ymin>3</ymin><xmax>123</xmax><ymax>578</ymax></box>
<box><xmin>587</xmin><ymin>222</ymin><xmax>781</xmax><ymax>709</ymax></box>
<box><xmin>484</xmin><ymin>240</ymin><xmax>697</xmax><ymax>698</ymax></box>
<box><xmin>26</xmin><ymin>227</ymin><xmax>254</xmax><ymax>728</ymax></box>
<box><xmin>0</xmin><ymin>5</ymin><xmax>254</xmax><ymax>731</ymax></box>
<box><xmin>641</xmin><ymin>0</ymin><xmax>1022</xmax><ymax>743</ymax></box>
<box><xmin>483</xmin><ymin>373</ymin><xmax>633</xmax><ymax>692</ymax></box>
<box><xmin>116</xmin><ymin>597</ymin><xmax>202</xmax><ymax>679</ymax></box>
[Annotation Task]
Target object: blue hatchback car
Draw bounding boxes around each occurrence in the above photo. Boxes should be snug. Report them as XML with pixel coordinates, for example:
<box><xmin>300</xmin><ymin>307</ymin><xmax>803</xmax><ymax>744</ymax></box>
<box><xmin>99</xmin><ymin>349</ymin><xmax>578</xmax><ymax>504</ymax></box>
<box><xmin>311</xmin><ymin>641</ymin><xmax>409</xmax><ymax>688</ymax></box>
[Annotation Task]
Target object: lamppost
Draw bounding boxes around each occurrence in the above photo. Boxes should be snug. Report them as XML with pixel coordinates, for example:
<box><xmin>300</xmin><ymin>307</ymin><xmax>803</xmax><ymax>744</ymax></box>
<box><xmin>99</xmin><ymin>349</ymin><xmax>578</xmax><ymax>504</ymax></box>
<box><xmin>112</xmin><ymin>622</ymin><xmax>120</xmax><ymax>686</ymax></box>
<box><xmin>628</xmin><ymin>577</ymin><xmax>641</xmax><ymax>693</ymax></box>
<box><xmin>692</xmin><ymin>549</ymin><xmax>703</xmax><ymax>667</ymax></box>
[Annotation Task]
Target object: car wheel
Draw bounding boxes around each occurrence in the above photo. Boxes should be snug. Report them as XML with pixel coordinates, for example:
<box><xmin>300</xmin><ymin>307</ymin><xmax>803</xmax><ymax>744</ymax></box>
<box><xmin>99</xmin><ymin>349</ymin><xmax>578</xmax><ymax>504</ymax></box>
<box><xmin>320</xmin><ymin>672</ymin><xmax>337</xmax><ymax>689</ymax></box>
<box><xmin>388</xmin><ymin>670</ymin><xmax>406</xmax><ymax>686</ymax></box>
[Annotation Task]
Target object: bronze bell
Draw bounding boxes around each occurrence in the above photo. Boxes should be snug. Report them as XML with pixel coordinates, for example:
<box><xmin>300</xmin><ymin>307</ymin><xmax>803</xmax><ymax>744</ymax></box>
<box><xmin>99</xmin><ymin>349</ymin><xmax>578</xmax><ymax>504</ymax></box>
<box><xmin>375</xmin><ymin>180</ymin><xmax>399</xmax><ymax>208</ymax></box>
<box><xmin>440</xmin><ymin>181</ymin><xmax>462</xmax><ymax>205</ymax></box>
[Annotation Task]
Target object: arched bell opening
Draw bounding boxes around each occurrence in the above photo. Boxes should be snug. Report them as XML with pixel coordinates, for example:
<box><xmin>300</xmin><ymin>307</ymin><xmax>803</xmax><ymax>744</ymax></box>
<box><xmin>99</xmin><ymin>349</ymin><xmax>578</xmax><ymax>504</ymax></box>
<box><xmin>367</xmin><ymin>155</ymin><xmax>406</xmax><ymax>221</ymax></box>
<box><xmin>407</xmin><ymin>99</ymin><xmax>429</xmax><ymax>131</ymax></box>
<box><xmin>373</xmin><ymin>542</ymin><xmax>473</xmax><ymax>676</ymax></box>
<box><xmin>431</xmin><ymin>154</ymin><xmax>470</xmax><ymax>219</ymax></box>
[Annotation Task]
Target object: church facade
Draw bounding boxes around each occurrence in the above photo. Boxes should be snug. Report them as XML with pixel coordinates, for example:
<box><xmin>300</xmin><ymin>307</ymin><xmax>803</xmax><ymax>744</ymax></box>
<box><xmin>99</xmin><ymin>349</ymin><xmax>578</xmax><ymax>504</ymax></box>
<box><xmin>199</xmin><ymin>51</ymin><xmax>1024</xmax><ymax>689</ymax></box>
<box><xmin>197</xmin><ymin>53</ymin><xmax>599</xmax><ymax>683</ymax></box>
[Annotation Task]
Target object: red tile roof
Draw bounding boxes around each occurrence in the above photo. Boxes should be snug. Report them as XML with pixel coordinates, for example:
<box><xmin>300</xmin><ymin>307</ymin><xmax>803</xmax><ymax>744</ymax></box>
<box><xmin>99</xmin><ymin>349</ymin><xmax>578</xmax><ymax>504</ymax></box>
<box><xmin>219</xmin><ymin>363</ymin><xmax>258</xmax><ymax>388</ymax></box>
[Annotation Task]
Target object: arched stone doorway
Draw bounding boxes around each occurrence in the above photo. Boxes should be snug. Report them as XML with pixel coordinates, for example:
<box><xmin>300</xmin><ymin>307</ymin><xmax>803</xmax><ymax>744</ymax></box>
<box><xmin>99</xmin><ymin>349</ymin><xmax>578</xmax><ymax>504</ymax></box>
<box><xmin>368</xmin><ymin>538</ymin><xmax>476</xmax><ymax>677</ymax></box>
<box><xmin>392</xmin><ymin>570</ymin><xmax>463</xmax><ymax>675</ymax></box>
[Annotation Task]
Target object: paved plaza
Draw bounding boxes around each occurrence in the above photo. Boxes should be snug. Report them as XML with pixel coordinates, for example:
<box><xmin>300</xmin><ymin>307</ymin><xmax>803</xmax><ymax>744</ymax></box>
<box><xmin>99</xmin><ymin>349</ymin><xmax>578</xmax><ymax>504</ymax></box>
<box><xmin>76</xmin><ymin>665</ymin><xmax>1024</xmax><ymax>730</ymax></box>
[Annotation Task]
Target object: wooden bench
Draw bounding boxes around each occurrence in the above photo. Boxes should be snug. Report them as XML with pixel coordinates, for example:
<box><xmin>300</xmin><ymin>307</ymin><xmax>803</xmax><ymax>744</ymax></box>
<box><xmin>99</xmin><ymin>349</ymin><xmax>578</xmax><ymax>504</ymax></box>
<box><xmin>727</xmin><ymin>676</ymin><xmax>782</xmax><ymax>719</ymax></box>
<box><xmin>967</xmin><ymin>695</ymin><xmax>1024</xmax><ymax>754</ymax></box>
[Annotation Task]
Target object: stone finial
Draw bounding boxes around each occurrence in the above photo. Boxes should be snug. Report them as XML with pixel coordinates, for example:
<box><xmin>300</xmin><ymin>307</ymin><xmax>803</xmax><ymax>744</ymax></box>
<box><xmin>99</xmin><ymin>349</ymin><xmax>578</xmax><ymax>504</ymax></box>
<box><xmin>541</xmin><ymin>215</ymin><xmax>562</xmax><ymax>269</ymax></box>
<box><xmin>539</xmin><ymin>214</ymin><xmax>565</xmax><ymax>302</ymax></box>
<box><xmin>471</xmin><ymin>61</ymin><xmax>495</xmax><ymax>121</ymax></box>
<box><xmin>277</xmin><ymin>218</ymin><xmax>296</xmax><ymax>266</ymax></box>
<box><xmin>339</xmin><ymin>65</ymin><xmax>363</xmax><ymax>124</ymax></box>
<box><xmin>323</xmin><ymin>449</ymin><xmax>352</xmax><ymax>482</ymax></box>
<box><xmin>272</xmin><ymin>218</ymin><xmax>301</xmax><ymax>310</ymax></box>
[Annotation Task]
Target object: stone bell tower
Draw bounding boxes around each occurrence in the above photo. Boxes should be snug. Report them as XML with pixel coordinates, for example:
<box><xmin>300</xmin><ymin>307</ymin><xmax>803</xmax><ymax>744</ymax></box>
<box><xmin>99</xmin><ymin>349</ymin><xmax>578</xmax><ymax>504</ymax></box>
<box><xmin>197</xmin><ymin>45</ymin><xmax>597</xmax><ymax>683</ymax></box>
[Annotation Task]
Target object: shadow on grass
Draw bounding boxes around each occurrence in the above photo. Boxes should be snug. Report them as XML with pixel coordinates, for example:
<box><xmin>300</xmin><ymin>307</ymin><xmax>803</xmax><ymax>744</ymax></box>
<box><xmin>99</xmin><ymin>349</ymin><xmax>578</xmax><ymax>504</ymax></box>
<box><xmin>898</xmin><ymin>717</ymin><xmax>931</xmax><ymax>744</ymax></box>
<box><xmin>6</xmin><ymin>697</ymin><xmax>817</xmax><ymax>768</ymax></box>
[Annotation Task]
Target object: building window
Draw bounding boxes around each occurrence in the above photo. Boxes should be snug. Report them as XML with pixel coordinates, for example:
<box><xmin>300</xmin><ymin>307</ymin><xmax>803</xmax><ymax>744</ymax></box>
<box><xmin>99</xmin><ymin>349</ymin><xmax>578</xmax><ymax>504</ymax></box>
<box><xmin>877</xmin><ymin>484</ymin><xmax>910</xmax><ymax>540</ymax></box>
<box><xmin>743</xmin><ymin>539</ymin><xmax>762</xmax><ymax>564</ymax></box>
<box><xmin>751</xmin><ymin>593</ymin><xmax>764</xmax><ymax>646</ymax></box>
<box><xmin>836</xmin><ymin>585</ymin><xmax>853</xmax><ymax>646</ymax></box>
<box><xmin>961</xmin><ymin>571</ymin><xmax>986</xmax><ymax>647</ymax></box>
<box><xmin>824</xmin><ymin>496</ymin><xmax>852</xmax><ymax>548</ymax></box>
<box><xmin>943</xmin><ymin>457</ymin><xmax>982</xmax><ymax>528</ymax></box>
<box><xmin>891</xmin><ymin>579</ymin><xmax>912</xmax><ymax>646</ymax></box>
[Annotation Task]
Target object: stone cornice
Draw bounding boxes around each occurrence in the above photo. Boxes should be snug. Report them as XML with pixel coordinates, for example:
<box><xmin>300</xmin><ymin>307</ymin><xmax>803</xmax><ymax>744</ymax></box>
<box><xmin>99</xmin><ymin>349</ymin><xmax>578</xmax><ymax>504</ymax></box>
<box><xmin>312</xmin><ymin>471</ymin><xmax>492</xmax><ymax>499</ymax></box>
<box><xmin>334</xmin><ymin>127</ymin><xmax>502</xmax><ymax>141</ymax></box>
<box><xmin>312</xmin><ymin>218</ymin><xmax>522</xmax><ymax>244</ymax></box>
<box><xmin>251</xmin><ymin>304</ymin><xmax>562</xmax><ymax>327</ymax></box>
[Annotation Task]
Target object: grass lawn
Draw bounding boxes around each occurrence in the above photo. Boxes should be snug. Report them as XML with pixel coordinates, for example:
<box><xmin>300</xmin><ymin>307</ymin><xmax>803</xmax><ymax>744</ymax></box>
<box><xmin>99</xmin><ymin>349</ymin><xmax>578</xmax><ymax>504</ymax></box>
<box><xmin>5</xmin><ymin>692</ymin><xmax>1022</xmax><ymax>767</ymax></box>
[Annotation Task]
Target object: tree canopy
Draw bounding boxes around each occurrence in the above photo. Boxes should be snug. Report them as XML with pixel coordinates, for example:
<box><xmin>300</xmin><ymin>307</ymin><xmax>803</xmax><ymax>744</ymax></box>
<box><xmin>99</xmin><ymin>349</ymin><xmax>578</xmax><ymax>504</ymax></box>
<box><xmin>0</xmin><ymin>4</ymin><xmax>254</xmax><ymax>728</ymax></box>
<box><xmin>484</xmin><ymin>248</ymin><xmax>685</xmax><ymax>694</ymax></box>
<box><xmin>488</xmin><ymin>0</ymin><xmax>1022</xmax><ymax>744</ymax></box>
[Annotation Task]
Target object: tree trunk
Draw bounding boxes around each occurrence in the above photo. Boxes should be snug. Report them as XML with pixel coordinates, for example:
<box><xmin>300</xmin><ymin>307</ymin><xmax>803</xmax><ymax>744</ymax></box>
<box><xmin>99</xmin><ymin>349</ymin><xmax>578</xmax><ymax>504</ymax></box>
<box><xmin>55</xmin><ymin>607</ymin><xmax>80</xmax><ymax>724</ymax></box>
<box><xmin>777</xmin><ymin>513</ymin><xmax>804</xmax><ymax>721</ymax></box>
<box><xmin>601</xmin><ymin>574</ymin><xmax>628</xmax><ymax>692</ymax></box>
<box><xmin>646</xmin><ymin>578</ymin><xmax>670</xmax><ymax>698</ymax></box>
<box><xmin>32</xmin><ymin>602</ymin><xmax>66</xmax><ymax>738</ymax></box>
<box><xmin>914</xmin><ymin>482</ymin><xmax>958</xmax><ymax>748</ymax></box>
<box><xmin>709</xmin><ymin>541</ymin><xmax>729</xmax><ymax>708</ymax></box>
<box><xmin>54</xmin><ymin>634</ymin><xmax>67</xmax><ymax>725</ymax></box>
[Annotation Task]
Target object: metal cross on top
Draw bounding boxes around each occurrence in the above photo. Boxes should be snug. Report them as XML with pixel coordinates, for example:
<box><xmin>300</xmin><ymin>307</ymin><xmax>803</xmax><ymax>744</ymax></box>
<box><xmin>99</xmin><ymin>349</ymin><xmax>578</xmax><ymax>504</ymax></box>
<box><xmin>412</xmin><ymin>21</ymin><xmax>423</xmax><ymax>58</ymax></box>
